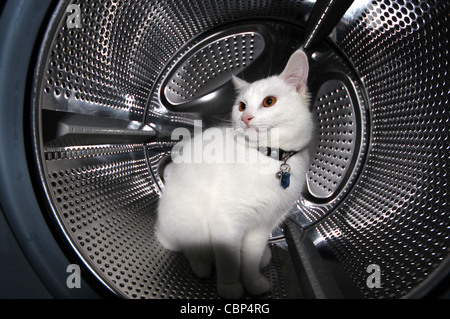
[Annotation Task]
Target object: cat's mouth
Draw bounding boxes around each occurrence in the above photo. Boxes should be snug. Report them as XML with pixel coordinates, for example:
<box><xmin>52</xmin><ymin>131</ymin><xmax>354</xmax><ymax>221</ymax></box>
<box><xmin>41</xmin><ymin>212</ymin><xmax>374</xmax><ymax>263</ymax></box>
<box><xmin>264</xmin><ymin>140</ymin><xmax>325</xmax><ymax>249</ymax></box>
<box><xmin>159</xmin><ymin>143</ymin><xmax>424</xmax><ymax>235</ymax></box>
<box><xmin>241</xmin><ymin>124</ymin><xmax>278</xmax><ymax>142</ymax></box>
<box><xmin>243</xmin><ymin>125</ymin><xmax>266</xmax><ymax>134</ymax></box>
<box><xmin>241</xmin><ymin>120</ymin><xmax>271</xmax><ymax>133</ymax></box>
<box><xmin>245</xmin><ymin>125</ymin><xmax>260</xmax><ymax>132</ymax></box>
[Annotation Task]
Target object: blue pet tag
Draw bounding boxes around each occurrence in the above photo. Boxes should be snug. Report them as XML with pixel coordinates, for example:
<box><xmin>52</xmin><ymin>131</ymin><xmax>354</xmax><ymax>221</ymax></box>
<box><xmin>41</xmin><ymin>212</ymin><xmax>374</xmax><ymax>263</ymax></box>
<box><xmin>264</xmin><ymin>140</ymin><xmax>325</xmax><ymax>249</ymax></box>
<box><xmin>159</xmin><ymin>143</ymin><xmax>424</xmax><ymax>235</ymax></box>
<box><xmin>276</xmin><ymin>162</ymin><xmax>291</xmax><ymax>189</ymax></box>
<box><xmin>280</xmin><ymin>171</ymin><xmax>291</xmax><ymax>189</ymax></box>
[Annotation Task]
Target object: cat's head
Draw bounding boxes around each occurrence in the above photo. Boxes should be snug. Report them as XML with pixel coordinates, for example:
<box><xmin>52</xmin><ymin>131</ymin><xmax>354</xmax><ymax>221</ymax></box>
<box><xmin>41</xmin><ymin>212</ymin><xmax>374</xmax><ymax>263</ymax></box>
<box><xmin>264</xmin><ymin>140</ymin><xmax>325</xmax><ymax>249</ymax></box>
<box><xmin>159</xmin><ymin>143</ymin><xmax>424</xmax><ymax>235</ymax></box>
<box><xmin>231</xmin><ymin>49</ymin><xmax>312</xmax><ymax>151</ymax></box>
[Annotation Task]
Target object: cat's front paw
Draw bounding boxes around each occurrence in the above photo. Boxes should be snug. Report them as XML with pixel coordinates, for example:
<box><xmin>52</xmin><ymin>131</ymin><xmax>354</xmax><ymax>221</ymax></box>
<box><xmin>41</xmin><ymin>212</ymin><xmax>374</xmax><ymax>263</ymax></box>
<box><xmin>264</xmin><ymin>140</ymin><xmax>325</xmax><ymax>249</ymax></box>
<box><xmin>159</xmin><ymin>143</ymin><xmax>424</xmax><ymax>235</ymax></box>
<box><xmin>189</xmin><ymin>259</ymin><xmax>211</xmax><ymax>279</ymax></box>
<box><xmin>217</xmin><ymin>281</ymin><xmax>244</xmax><ymax>299</ymax></box>
<box><xmin>260</xmin><ymin>246</ymin><xmax>272</xmax><ymax>269</ymax></box>
<box><xmin>244</xmin><ymin>275</ymin><xmax>270</xmax><ymax>296</ymax></box>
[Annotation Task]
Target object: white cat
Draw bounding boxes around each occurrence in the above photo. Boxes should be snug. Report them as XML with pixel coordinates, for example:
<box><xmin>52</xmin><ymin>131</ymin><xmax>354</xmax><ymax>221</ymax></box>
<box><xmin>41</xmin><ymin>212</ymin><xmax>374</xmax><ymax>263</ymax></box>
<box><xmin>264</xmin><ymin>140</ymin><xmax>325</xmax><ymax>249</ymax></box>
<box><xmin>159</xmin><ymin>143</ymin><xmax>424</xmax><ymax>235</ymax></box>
<box><xmin>156</xmin><ymin>49</ymin><xmax>312</xmax><ymax>299</ymax></box>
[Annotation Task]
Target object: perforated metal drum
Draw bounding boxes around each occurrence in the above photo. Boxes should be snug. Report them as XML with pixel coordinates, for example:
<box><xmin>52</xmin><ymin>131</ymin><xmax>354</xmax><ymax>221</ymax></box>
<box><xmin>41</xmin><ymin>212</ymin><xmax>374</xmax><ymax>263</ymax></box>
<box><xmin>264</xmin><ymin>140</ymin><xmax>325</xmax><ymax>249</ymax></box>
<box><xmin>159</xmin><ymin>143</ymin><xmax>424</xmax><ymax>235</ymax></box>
<box><xmin>27</xmin><ymin>0</ymin><xmax>448</xmax><ymax>298</ymax></box>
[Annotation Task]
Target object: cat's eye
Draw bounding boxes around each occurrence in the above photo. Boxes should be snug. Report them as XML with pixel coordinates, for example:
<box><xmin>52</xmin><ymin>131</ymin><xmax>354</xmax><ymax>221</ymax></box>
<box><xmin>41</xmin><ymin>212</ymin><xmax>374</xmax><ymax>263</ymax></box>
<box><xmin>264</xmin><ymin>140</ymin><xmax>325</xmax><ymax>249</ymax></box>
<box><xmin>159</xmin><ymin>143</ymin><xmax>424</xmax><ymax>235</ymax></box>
<box><xmin>263</xmin><ymin>96</ymin><xmax>277</xmax><ymax>107</ymax></box>
<box><xmin>238</xmin><ymin>102</ymin><xmax>246</xmax><ymax>112</ymax></box>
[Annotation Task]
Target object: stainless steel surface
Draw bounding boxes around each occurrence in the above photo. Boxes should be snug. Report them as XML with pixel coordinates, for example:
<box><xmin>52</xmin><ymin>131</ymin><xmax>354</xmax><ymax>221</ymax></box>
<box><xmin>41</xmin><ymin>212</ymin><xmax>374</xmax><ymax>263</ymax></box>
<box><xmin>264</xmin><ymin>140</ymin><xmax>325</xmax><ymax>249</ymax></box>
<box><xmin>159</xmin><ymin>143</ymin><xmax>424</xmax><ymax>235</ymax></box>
<box><xmin>303</xmin><ymin>0</ymin><xmax>355</xmax><ymax>49</ymax></box>
<box><xmin>32</xmin><ymin>0</ymin><xmax>449</xmax><ymax>298</ymax></box>
<box><xmin>312</xmin><ymin>0</ymin><xmax>450</xmax><ymax>298</ymax></box>
<box><xmin>162</xmin><ymin>30</ymin><xmax>265</xmax><ymax>108</ymax></box>
<box><xmin>307</xmin><ymin>79</ymin><xmax>360</xmax><ymax>199</ymax></box>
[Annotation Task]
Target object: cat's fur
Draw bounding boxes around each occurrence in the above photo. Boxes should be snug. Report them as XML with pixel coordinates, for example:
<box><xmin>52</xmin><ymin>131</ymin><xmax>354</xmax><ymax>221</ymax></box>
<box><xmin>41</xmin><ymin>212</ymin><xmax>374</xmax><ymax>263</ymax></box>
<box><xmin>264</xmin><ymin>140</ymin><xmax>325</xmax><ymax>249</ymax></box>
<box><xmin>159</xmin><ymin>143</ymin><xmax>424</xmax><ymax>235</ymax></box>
<box><xmin>156</xmin><ymin>49</ymin><xmax>312</xmax><ymax>298</ymax></box>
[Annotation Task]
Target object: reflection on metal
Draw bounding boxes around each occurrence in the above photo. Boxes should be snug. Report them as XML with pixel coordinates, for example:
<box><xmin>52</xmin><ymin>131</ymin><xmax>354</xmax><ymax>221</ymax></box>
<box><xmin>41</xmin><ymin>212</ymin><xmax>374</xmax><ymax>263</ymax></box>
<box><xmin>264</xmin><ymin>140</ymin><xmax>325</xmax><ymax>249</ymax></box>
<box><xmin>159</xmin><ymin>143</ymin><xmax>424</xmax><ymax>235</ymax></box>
<box><xmin>32</xmin><ymin>0</ymin><xmax>449</xmax><ymax>299</ymax></box>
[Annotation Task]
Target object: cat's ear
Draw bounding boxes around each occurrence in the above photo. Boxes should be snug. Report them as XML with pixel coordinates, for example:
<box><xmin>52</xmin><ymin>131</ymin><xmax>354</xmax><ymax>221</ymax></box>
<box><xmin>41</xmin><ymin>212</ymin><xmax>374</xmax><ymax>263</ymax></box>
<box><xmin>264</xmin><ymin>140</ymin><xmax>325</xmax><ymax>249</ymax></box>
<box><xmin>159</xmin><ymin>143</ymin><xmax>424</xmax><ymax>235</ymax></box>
<box><xmin>231</xmin><ymin>75</ymin><xmax>249</xmax><ymax>93</ymax></box>
<box><xmin>280</xmin><ymin>49</ymin><xmax>309</xmax><ymax>92</ymax></box>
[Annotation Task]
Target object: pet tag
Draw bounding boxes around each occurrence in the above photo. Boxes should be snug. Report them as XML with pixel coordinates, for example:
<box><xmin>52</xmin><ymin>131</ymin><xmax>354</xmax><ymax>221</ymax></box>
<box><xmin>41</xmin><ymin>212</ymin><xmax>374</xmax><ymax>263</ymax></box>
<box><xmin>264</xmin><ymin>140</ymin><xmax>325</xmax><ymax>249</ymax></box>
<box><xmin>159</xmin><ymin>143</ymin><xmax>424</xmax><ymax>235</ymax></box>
<box><xmin>276</xmin><ymin>162</ymin><xmax>291</xmax><ymax>189</ymax></box>
<box><xmin>280</xmin><ymin>171</ymin><xmax>291</xmax><ymax>189</ymax></box>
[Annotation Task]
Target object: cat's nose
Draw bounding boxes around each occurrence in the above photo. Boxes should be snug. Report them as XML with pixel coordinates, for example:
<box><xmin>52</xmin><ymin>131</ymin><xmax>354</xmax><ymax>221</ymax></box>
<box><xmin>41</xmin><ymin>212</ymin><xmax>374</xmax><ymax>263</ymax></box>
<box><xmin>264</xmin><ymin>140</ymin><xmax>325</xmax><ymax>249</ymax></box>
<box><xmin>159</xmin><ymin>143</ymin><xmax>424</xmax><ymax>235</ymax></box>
<box><xmin>242</xmin><ymin>114</ymin><xmax>254</xmax><ymax>127</ymax></box>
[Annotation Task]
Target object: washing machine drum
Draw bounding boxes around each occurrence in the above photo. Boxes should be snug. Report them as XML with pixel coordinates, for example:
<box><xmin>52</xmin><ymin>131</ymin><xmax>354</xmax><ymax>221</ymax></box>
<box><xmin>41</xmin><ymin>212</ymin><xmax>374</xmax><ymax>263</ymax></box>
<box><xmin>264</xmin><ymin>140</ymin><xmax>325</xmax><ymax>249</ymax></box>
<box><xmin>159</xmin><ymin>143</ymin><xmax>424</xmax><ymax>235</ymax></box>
<box><xmin>10</xmin><ymin>0</ymin><xmax>449</xmax><ymax>298</ymax></box>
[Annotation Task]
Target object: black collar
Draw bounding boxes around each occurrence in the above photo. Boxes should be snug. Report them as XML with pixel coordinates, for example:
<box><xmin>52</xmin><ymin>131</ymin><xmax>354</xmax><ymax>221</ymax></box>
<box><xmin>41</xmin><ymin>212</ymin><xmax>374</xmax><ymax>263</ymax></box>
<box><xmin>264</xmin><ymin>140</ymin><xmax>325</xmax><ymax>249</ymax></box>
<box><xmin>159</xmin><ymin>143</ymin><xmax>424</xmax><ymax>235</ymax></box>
<box><xmin>257</xmin><ymin>147</ymin><xmax>297</xmax><ymax>161</ymax></box>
